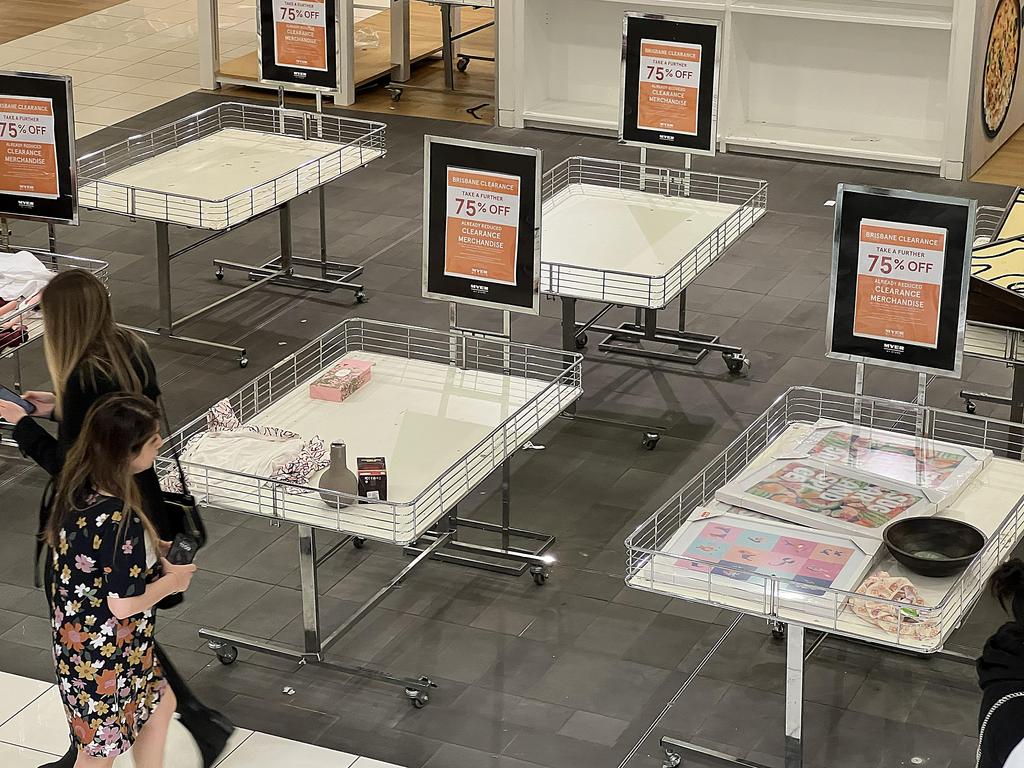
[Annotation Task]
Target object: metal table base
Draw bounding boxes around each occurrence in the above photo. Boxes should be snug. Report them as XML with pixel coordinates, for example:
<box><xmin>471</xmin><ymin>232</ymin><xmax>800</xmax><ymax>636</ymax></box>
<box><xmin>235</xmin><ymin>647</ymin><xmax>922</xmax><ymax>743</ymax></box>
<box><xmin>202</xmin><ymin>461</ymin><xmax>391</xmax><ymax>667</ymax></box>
<box><xmin>200</xmin><ymin>456</ymin><xmax>556</xmax><ymax>704</ymax></box>
<box><xmin>125</xmin><ymin>197</ymin><xmax>365</xmax><ymax>368</ymax></box>
<box><xmin>557</xmin><ymin>294</ymin><xmax>749</xmax><ymax>450</ymax></box>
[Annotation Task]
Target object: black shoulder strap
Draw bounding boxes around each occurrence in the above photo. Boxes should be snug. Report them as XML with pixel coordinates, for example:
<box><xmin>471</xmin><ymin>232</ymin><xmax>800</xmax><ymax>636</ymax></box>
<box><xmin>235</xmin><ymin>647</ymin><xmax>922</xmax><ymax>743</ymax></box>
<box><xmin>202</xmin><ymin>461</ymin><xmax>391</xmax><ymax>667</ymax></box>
<box><xmin>157</xmin><ymin>398</ymin><xmax>190</xmax><ymax>496</ymax></box>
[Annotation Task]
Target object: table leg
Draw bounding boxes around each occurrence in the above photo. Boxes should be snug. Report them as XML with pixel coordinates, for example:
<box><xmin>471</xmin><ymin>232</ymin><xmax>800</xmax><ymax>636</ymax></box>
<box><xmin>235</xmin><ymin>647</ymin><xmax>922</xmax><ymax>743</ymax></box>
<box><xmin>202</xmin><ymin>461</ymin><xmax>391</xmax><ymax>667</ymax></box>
<box><xmin>298</xmin><ymin>525</ymin><xmax>322</xmax><ymax>656</ymax></box>
<box><xmin>501</xmin><ymin>458</ymin><xmax>511</xmax><ymax>551</ymax></box>
<box><xmin>280</xmin><ymin>202</ymin><xmax>293</xmax><ymax>275</ymax></box>
<box><xmin>561</xmin><ymin>297</ymin><xmax>578</xmax><ymax>417</ymax></box>
<box><xmin>785</xmin><ymin>624</ymin><xmax>805</xmax><ymax>768</ymax></box>
<box><xmin>319</xmin><ymin>187</ymin><xmax>328</xmax><ymax>279</ymax></box>
<box><xmin>390</xmin><ymin>0</ymin><xmax>411</xmax><ymax>82</ymax></box>
<box><xmin>441</xmin><ymin>3</ymin><xmax>456</xmax><ymax>91</ymax></box>
<box><xmin>156</xmin><ymin>222</ymin><xmax>173</xmax><ymax>334</ymax></box>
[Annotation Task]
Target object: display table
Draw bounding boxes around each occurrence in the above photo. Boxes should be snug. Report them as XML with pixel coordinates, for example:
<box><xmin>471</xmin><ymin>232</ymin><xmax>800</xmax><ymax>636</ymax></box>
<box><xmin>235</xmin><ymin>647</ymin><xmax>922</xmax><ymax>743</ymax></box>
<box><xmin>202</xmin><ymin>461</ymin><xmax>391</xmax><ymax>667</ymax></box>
<box><xmin>625</xmin><ymin>387</ymin><xmax>1024</xmax><ymax>767</ymax></box>
<box><xmin>161</xmin><ymin>318</ymin><xmax>582</xmax><ymax>705</ymax></box>
<box><xmin>77</xmin><ymin>103</ymin><xmax>386</xmax><ymax>366</ymax></box>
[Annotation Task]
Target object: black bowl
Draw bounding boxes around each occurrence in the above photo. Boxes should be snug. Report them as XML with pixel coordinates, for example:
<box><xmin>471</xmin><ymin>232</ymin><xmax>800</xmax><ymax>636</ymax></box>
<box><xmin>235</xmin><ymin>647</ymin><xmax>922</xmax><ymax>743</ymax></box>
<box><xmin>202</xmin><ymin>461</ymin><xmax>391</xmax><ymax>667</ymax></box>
<box><xmin>883</xmin><ymin>518</ymin><xmax>986</xmax><ymax>578</ymax></box>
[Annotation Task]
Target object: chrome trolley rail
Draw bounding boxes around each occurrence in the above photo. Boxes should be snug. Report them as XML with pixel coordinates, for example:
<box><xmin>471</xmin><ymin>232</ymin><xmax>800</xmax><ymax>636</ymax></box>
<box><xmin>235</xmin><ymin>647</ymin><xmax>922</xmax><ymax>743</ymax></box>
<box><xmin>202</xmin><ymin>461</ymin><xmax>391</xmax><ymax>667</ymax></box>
<box><xmin>623</xmin><ymin>387</ymin><xmax>1024</xmax><ymax>768</ymax></box>
<box><xmin>0</xmin><ymin>251</ymin><xmax>109</xmax><ymax>447</ymax></box>
<box><xmin>77</xmin><ymin>103</ymin><xmax>387</xmax><ymax>367</ymax></box>
<box><xmin>159</xmin><ymin>319</ymin><xmax>582</xmax><ymax>706</ymax></box>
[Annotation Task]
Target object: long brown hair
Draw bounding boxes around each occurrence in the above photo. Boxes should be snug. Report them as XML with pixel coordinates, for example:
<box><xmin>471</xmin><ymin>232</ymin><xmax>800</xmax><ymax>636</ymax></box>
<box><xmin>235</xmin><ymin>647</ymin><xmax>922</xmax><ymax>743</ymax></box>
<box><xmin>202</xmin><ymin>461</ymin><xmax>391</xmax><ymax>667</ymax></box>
<box><xmin>45</xmin><ymin>393</ymin><xmax>161</xmax><ymax>549</ymax></box>
<box><xmin>41</xmin><ymin>270</ymin><xmax>148</xmax><ymax>416</ymax></box>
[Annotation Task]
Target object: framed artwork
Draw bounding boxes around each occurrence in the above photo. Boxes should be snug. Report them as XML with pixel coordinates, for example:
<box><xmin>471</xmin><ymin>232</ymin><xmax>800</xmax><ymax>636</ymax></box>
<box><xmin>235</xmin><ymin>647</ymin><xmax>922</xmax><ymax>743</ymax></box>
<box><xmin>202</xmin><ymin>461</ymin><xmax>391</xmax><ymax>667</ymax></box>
<box><xmin>715</xmin><ymin>458</ymin><xmax>935</xmax><ymax>539</ymax></box>
<box><xmin>789</xmin><ymin>419</ymin><xmax>990</xmax><ymax>508</ymax></box>
<box><xmin>666</xmin><ymin>508</ymin><xmax>879</xmax><ymax>602</ymax></box>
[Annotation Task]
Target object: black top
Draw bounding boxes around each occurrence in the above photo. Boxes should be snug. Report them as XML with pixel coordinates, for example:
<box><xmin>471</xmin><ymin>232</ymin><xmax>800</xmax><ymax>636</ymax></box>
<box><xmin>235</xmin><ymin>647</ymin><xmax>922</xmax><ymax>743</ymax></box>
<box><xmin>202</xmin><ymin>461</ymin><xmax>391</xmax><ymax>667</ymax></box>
<box><xmin>977</xmin><ymin>621</ymin><xmax>1024</xmax><ymax>768</ymax></box>
<box><xmin>12</xmin><ymin>342</ymin><xmax>170</xmax><ymax>536</ymax></box>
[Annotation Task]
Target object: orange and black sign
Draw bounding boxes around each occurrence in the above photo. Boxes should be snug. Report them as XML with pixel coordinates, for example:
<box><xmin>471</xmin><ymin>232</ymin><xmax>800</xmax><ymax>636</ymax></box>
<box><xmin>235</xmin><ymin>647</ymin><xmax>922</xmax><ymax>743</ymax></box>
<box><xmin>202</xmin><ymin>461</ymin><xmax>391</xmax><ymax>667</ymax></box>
<box><xmin>828</xmin><ymin>185</ymin><xmax>975</xmax><ymax>377</ymax></box>
<box><xmin>621</xmin><ymin>14</ymin><xmax>719</xmax><ymax>155</ymax></box>
<box><xmin>258</xmin><ymin>0</ymin><xmax>337</xmax><ymax>91</ymax></box>
<box><xmin>0</xmin><ymin>72</ymin><xmax>76</xmax><ymax>225</ymax></box>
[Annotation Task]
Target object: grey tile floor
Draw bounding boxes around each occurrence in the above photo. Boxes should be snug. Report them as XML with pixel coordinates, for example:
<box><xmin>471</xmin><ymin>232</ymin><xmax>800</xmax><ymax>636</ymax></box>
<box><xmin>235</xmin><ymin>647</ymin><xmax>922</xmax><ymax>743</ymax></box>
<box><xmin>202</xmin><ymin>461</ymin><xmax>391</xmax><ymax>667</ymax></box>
<box><xmin>0</xmin><ymin>91</ymin><xmax>1018</xmax><ymax>768</ymax></box>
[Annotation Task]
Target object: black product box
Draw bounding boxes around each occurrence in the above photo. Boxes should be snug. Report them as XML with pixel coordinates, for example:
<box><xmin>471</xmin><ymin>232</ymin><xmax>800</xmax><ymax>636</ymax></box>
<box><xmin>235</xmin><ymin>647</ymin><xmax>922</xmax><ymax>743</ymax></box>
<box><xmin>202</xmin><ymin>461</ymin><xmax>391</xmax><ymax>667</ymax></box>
<box><xmin>357</xmin><ymin>457</ymin><xmax>387</xmax><ymax>501</ymax></box>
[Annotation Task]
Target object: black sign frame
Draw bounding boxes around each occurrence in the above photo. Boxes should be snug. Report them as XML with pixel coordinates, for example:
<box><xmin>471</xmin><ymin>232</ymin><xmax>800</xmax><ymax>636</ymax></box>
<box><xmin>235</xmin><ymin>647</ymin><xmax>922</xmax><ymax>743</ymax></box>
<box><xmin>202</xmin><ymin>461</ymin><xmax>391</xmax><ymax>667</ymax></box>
<box><xmin>422</xmin><ymin>136</ymin><xmax>541</xmax><ymax>315</ymax></box>
<box><xmin>619</xmin><ymin>13</ymin><xmax>720</xmax><ymax>156</ymax></box>
<box><xmin>826</xmin><ymin>184</ymin><xmax>976</xmax><ymax>378</ymax></box>
<box><xmin>257</xmin><ymin>0</ymin><xmax>339</xmax><ymax>92</ymax></box>
<box><xmin>0</xmin><ymin>71</ymin><xmax>77</xmax><ymax>226</ymax></box>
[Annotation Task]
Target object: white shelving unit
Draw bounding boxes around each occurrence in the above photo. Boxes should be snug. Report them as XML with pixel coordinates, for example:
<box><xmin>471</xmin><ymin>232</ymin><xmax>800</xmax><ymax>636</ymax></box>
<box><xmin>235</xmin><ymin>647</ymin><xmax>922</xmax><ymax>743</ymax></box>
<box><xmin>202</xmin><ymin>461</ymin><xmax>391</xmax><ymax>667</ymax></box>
<box><xmin>498</xmin><ymin>0</ymin><xmax>976</xmax><ymax>179</ymax></box>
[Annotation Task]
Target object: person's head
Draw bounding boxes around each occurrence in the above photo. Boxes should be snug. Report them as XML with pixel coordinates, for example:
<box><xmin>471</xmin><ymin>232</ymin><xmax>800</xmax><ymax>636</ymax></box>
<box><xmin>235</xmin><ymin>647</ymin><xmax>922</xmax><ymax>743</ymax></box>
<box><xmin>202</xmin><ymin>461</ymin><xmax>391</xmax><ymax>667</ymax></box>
<box><xmin>40</xmin><ymin>269</ymin><xmax>146</xmax><ymax>410</ymax></box>
<box><xmin>45</xmin><ymin>393</ymin><xmax>163</xmax><ymax>548</ymax></box>
<box><xmin>990</xmin><ymin>558</ymin><xmax>1024</xmax><ymax>625</ymax></box>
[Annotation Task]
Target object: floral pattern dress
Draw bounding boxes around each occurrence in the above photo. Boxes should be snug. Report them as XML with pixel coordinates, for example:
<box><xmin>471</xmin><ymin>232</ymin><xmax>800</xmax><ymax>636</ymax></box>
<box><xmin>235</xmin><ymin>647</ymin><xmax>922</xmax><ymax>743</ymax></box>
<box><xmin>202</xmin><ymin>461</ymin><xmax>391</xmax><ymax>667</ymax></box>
<box><xmin>50</xmin><ymin>493</ymin><xmax>165</xmax><ymax>759</ymax></box>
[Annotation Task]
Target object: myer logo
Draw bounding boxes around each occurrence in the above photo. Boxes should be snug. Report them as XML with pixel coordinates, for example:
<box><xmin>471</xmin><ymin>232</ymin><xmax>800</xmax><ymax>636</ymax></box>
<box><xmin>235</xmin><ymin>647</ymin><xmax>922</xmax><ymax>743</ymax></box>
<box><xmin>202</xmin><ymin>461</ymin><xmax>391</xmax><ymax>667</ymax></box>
<box><xmin>470</xmin><ymin>284</ymin><xmax>489</xmax><ymax>295</ymax></box>
<box><xmin>293</xmin><ymin>71</ymin><xmax>307</xmax><ymax>79</ymax></box>
<box><xmin>17</xmin><ymin>200</ymin><xmax>33</xmax><ymax>209</ymax></box>
<box><xmin>659</xmin><ymin>134</ymin><xmax>675</xmax><ymax>141</ymax></box>
<box><xmin>883</xmin><ymin>342</ymin><xmax>905</xmax><ymax>354</ymax></box>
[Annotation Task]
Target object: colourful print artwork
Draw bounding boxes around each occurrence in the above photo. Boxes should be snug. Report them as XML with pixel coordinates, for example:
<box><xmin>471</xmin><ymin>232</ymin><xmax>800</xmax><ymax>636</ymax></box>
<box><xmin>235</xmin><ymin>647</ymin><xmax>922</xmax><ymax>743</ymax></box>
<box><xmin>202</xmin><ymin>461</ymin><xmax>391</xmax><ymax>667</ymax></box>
<box><xmin>797</xmin><ymin>423</ymin><xmax>988</xmax><ymax>495</ymax></box>
<box><xmin>675</xmin><ymin>520</ymin><xmax>858</xmax><ymax>596</ymax></box>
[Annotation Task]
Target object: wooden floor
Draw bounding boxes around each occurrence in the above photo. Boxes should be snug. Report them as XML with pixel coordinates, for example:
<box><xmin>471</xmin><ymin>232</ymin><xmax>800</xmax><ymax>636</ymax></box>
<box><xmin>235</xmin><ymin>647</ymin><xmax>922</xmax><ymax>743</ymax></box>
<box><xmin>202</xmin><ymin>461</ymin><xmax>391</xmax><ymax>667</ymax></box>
<box><xmin>0</xmin><ymin>0</ymin><xmax>128</xmax><ymax>45</ymax></box>
<box><xmin>220</xmin><ymin>4</ymin><xmax>495</xmax><ymax>125</ymax></box>
<box><xmin>972</xmin><ymin>125</ymin><xmax>1024</xmax><ymax>187</ymax></box>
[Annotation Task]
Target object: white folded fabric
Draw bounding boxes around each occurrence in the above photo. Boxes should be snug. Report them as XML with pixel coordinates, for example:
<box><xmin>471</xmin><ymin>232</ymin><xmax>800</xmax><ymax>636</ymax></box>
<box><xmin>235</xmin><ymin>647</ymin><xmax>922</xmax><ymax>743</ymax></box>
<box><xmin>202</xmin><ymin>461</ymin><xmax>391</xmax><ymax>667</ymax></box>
<box><xmin>0</xmin><ymin>251</ymin><xmax>52</xmax><ymax>301</ymax></box>
<box><xmin>181</xmin><ymin>430</ymin><xmax>306</xmax><ymax>479</ymax></box>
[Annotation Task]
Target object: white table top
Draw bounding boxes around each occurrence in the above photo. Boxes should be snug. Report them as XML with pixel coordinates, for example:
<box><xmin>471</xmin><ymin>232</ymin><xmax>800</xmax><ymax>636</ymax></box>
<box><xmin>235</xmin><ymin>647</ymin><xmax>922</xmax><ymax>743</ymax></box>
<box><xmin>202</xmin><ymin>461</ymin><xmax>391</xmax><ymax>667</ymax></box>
<box><xmin>185</xmin><ymin>350</ymin><xmax>580</xmax><ymax>544</ymax></box>
<box><xmin>542</xmin><ymin>184</ymin><xmax>738</xmax><ymax>277</ymax></box>
<box><xmin>80</xmin><ymin>128</ymin><xmax>384</xmax><ymax>229</ymax></box>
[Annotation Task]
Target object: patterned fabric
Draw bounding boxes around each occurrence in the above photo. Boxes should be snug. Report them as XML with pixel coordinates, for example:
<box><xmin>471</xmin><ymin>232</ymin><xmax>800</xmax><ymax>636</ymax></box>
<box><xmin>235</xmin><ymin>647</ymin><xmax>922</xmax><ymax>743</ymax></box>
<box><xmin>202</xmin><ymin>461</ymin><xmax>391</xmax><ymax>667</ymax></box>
<box><xmin>161</xmin><ymin>399</ymin><xmax>329</xmax><ymax>494</ymax></box>
<box><xmin>51</xmin><ymin>494</ymin><xmax>164</xmax><ymax>759</ymax></box>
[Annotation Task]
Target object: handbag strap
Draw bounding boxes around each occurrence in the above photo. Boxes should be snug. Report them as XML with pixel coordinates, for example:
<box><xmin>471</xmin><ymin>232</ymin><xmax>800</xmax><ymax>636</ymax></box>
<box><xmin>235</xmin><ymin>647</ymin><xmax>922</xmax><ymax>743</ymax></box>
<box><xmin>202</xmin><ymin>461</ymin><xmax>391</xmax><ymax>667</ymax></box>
<box><xmin>157</xmin><ymin>398</ymin><xmax>190</xmax><ymax>496</ymax></box>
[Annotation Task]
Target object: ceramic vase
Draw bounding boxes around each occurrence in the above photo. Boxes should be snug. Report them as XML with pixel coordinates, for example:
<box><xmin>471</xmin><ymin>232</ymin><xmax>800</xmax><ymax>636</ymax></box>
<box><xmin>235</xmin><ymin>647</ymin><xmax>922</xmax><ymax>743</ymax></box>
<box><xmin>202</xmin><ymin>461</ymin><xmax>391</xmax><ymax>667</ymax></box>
<box><xmin>319</xmin><ymin>442</ymin><xmax>358</xmax><ymax>506</ymax></box>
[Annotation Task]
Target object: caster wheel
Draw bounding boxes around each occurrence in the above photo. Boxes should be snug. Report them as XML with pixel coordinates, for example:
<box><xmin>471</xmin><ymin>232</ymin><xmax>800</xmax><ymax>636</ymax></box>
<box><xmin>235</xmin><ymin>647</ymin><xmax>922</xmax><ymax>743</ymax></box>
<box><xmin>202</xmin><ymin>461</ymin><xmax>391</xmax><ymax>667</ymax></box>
<box><xmin>663</xmin><ymin>750</ymin><xmax>682</xmax><ymax>768</ymax></box>
<box><xmin>216</xmin><ymin>645</ymin><xmax>238</xmax><ymax>665</ymax></box>
<box><xmin>215</xmin><ymin>269</ymin><xmax>224</xmax><ymax>281</ymax></box>
<box><xmin>641</xmin><ymin>432</ymin><xmax>660</xmax><ymax>451</ymax></box>
<box><xmin>390</xmin><ymin>90</ymin><xmax>402</xmax><ymax>102</ymax></box>
<box><xmin>457</xmin><ymin>56</ymin><xmax>470</xmax><ymax>73</ymax></box>
<box><xmin>239</xmin><ymin>357</ymin><xmax>249</xmax><ymax>369</ymax></box>
<box><xmin>353</xmin><ymin>537</ymin><xmax>366</xmax><ymax>549</ymax></box>
<box><xmin>355</xmin><ymin>291</ymin><xmax>368</xmax><ymax>304</ymax></box>
<box><xmin>531</xmin><ymin>566</ymin><xmax>549</xmax><ymax>586</ymax></box>
<box><xmin>724</xmin><ymin>353</ymin><xmax>749</xmax><ymax>376</ymax></box>
<box><xmin>965</xmin><ymin>400</ymin><xmax>977</xmax><ymax>415</ymax></box>
<box><xmin>770</xmin><ymin>621</ymin><xmax>786</xmax><ymax>641</ymax></box>
<box><xmin>574</xmin><ymin>332</ymin><xmax>588</xmax><ymax>350</ymax></box>
<box><xmin>408</xmin><ymin>692</ymin><xmax>428</xmax><ymax>708</ymax></box>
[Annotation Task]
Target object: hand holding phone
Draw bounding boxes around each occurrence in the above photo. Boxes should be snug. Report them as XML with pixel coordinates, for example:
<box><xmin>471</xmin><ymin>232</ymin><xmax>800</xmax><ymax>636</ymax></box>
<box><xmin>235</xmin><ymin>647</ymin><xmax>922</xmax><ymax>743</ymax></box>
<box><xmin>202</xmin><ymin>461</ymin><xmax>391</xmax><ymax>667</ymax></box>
<box><xmin>0</xmin><ymin>386</ymin><xmax>34</xmax><ymax>424</ymax></box>
<box><xmin>166</xmin><ymin>533</ymin><xmax>199</xmax><ymax>565</ymax></box>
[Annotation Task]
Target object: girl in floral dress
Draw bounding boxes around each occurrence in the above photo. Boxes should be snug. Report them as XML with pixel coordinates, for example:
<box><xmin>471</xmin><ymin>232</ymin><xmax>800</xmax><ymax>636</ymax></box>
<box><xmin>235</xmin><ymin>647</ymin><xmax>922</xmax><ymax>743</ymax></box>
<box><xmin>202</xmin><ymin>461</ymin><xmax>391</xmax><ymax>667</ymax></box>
<box><xmin>45</xmin><ymin>393</ymin><xmax>196</xmax><ymax>767</ymax></box>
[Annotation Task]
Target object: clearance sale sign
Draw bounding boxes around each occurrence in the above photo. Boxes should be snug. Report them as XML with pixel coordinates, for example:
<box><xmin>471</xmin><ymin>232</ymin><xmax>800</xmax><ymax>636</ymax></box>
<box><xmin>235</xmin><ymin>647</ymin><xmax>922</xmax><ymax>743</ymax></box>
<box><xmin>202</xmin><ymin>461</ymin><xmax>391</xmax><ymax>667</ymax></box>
<box><xmin>444</xmin><ymin>169</ymin><xmax>520</xmax><ymax>285</ymax></box>
<box><xmin>273</xmin><ymin>0</ymin><xmax>328</xmax><ymax>71</ymax></box>
<box><xmin>828</xmin><ymin>185</ymin><xmax>975</xmax><ymax>377</ymax></box>
<box><xmin>423</xmin><ymin>137</ymin><xmax>541</xmax><ymax>315</ymax></box>
<box><xmin>620</xmin><ymin>14</ymin><xmax>719</xmax><ymax>155</ymax></box>
<box><xmin>0</xmin><ymin>96</ymin><xmax>59</xmax><ymax>199</ymax></box>
<box><xmin>0</xmin><ymin>72</ymin><xmax>76</xmax><ymax>225</ymax></box>
<box><xmin>257</xmin><ymin>0</ymin><xmax>337</xmax><ymax>90</ymax></box>
<box><xmin>637</xmin><ymin>40</ymin><xmax>701</xmax><ymax>136</ymax></box>
<box><xmin>853</xmin><ymin>220</ymin><xmax>946</xmax><ymax>349</ymax></box>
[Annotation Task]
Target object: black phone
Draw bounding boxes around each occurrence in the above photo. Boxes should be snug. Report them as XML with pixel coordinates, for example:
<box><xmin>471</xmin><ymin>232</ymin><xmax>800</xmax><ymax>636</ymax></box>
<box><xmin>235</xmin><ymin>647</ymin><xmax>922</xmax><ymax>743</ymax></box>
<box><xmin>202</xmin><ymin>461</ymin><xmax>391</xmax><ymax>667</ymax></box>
<box><xmin>166</xmin><ymin>533</ymin><xmax>199</xmax><ymax>566</ymax></box>
<box><xmin>0</xmin><ymin>385</ymin><xmax>35</xmax><ymax>417</ymax></box>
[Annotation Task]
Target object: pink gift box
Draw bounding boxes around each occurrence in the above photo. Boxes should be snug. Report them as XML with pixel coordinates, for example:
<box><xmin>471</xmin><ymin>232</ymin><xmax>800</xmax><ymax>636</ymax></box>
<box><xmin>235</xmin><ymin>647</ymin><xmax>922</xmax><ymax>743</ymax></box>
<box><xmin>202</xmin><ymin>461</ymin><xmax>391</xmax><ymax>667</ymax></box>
<box><xmin>309</xmin><ymin>359</ymin><xmax>373</xmax><ymax>402</ymax></box>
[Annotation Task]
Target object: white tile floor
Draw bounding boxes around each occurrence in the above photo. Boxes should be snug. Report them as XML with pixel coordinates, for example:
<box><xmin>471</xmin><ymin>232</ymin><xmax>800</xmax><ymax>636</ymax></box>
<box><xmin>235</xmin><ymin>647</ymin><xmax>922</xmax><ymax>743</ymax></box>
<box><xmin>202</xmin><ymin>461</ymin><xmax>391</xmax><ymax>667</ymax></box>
<box><xmin>0</xmin><ymin>0</ymin><xmax>390</xmax><ymax>139</ymax></box>
<box><xmin>0</xmin><ymin>671</ymin><xmax>400</xmax><ymax>768</ymax></box>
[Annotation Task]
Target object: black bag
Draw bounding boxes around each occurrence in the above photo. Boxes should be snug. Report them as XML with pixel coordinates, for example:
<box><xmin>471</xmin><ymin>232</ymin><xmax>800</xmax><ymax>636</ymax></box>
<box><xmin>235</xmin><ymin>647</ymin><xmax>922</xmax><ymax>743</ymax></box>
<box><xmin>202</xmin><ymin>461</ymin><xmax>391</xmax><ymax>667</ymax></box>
<box><xmin>160</xmin><ymin>403</ymin><xmax>207</xmax><ymax>549</ymax></box>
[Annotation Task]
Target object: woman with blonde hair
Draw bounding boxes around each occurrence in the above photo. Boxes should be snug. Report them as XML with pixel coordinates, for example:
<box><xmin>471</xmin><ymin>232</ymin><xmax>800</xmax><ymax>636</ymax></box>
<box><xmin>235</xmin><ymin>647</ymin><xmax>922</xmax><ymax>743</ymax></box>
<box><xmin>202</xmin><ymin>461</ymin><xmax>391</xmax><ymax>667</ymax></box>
<box><xmin>0</xmin><ymin>269</ymin><xmax>232</xmax><ymax>768</ymax></box>
<box><xmin>45</xmin><ymin>393</ymin><xmax>196</xmax><ymax>767</ymax></box>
